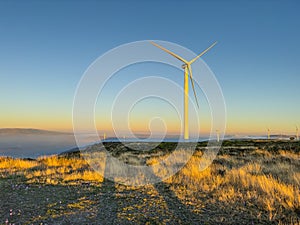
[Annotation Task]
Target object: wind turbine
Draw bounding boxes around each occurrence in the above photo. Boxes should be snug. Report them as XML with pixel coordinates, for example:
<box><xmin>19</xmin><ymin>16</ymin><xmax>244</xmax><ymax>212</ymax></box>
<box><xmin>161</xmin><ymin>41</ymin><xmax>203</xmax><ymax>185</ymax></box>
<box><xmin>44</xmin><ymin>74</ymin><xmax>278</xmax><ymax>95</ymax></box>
<box><xmin>216</xmin><ymin>129</ymin><xmax>220</xmax><ymax>142</ymax></box>
<box><xmin>150</xmin><ymin>41</ymin><xmax>217</xmax><ymax>140</ymax></box>
<box><xmin>296</xmin><ymin>126</ymin><xmax>299</xmax><ymax>141</ymax></box>
<box><xmin>267</xmin><ymin>128</ymin><xmax>270</xmax><ymax>140</ymax></box>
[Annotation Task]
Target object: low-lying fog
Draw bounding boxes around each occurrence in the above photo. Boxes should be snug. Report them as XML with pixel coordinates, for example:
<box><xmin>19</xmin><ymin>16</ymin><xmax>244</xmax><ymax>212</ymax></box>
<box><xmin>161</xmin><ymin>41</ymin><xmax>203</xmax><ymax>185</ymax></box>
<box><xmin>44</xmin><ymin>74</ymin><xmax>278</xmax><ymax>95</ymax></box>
<box><xmin>0</xmin><ymin>129</ymin><xmax>99</xmax><ymax>158</ymax></box>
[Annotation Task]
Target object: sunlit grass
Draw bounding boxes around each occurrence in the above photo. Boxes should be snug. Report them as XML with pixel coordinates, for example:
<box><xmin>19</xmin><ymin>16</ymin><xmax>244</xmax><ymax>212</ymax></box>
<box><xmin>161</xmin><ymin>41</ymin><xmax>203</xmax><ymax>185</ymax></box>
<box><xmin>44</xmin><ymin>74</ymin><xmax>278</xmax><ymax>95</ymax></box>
<box><xmin>0</xmin><ymin>157</ymin><xmax>38</xmax><ymax>170</ymax></box>
<box><xmin>38</xmin><ymin>155</ymin><xmax>88</xmax><ymax>169</ymax></box>
<box><xmin>63</xmin><ymin>170</ymin><xmax>103</xmax><ymax>183</ymax></box>
<box><xmin>148</xmin><ymin>148</ymin><xmax>300</xmax><ymax>223</ymax></box>
<box><xmin>0</xmin><ymin>155</ymin><xmax>103</xmax><ymax>184</ymax></box>
<box><xmin>0</xmin><ymin>144</ymin><xmax>299</xmax><ymax>224</ymax></box>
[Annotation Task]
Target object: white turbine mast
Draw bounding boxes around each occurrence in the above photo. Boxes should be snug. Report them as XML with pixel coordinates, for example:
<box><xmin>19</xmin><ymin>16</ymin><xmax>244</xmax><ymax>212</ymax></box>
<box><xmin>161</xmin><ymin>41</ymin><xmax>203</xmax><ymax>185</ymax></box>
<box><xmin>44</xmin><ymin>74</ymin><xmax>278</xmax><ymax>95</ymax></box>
<box><xmin>150</xmin><ymin>41</ymin><xmax>217</xmax><ymax>140</ymax></box>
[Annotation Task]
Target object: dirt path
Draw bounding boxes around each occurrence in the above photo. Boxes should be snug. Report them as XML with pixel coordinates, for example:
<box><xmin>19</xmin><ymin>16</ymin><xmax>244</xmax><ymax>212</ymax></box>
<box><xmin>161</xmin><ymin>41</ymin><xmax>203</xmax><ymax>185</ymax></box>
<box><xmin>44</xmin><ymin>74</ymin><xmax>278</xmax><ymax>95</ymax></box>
<box><xmin>0</xmin><ymin>177</ymin><xmax>275</xmax><ymax>225</ymax></box>
<box><xmin>0</xmin><ymin>178</ymin><xmax>194</xmax><ymax>224</ymax></box>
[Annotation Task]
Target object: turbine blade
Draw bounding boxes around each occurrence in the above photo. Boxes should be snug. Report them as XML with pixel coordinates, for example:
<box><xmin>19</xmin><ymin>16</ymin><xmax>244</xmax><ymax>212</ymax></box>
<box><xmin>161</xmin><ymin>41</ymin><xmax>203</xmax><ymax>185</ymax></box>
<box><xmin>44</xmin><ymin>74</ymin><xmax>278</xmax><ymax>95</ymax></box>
<box><xmin>187</xmin><ymin>65</ymin><xmax>199</xmax><ymax>108</ymax></box>
<box><xmin>189</xmin><ymin>41</ymin><xmax>217</xmax><ymax>65</ymax></box>
<box><xmin>150</xmin><ymin>41</ymin><xmax>188</xmax><ymax>64</ymax></box>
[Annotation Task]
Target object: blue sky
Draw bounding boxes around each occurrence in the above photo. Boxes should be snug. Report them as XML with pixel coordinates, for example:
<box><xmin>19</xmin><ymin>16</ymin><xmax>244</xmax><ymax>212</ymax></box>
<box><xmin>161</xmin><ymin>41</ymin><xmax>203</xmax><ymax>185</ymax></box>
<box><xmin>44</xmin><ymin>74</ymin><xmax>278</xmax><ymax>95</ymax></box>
<box><xmin>0</xmin><ymin>0</ymin><xmax>299</xmax><ymax>135</ymax></box>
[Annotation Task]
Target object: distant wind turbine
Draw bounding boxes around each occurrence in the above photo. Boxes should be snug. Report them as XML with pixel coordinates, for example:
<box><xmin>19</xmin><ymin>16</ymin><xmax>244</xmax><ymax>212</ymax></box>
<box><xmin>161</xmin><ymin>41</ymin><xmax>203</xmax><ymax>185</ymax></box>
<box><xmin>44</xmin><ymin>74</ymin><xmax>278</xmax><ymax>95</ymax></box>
<box><xmin>150</xmin><ymin>41</ymin><xmax>217</xmax><ymax>140</ymax></box>
<box><xmin>296</xmin><ymin>126</ymin><xmax>299</xmax><ymax>141</ymax></box>
<box><xmin>216</xmin><ymin>129</ymin><xmax>220</xmax><ymax>142</ymax></box>
<box><xmin>267</xmin><ymin>128</ymin><xmax>270</xmax><ymax>140</ymax></box>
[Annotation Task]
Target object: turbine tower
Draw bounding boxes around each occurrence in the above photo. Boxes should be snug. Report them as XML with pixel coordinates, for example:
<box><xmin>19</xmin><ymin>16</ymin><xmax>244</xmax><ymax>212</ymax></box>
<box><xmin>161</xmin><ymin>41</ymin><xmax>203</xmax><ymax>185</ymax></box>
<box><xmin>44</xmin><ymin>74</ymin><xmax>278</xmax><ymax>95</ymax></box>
<box><xmin>150</xmin><ymin>41</ymin><xmax>217</xmax><ymax>140</ymax></box>
<box><xmin>267</xmin><ymin>128</ymin><xmax>270</xmax><ymax>140</ymax></box>
<box><xmin>296</xmin><ymin>126</ymin><xmax>299</xmax><ymax>141</ymax></box>
<box><xmin>216</xmin><ymin>129</ymin><xmax>220</xmax><ymax>142</ymax></box>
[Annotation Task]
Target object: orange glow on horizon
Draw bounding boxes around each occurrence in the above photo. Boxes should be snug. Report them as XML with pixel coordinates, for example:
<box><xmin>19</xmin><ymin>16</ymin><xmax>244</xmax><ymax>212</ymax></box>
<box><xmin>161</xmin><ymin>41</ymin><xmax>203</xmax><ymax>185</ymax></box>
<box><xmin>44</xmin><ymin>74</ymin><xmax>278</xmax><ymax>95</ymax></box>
<box><xmin>1</xmin><ymin>114</ymin><xmax>298</xmax><ymax>136</ymax></box>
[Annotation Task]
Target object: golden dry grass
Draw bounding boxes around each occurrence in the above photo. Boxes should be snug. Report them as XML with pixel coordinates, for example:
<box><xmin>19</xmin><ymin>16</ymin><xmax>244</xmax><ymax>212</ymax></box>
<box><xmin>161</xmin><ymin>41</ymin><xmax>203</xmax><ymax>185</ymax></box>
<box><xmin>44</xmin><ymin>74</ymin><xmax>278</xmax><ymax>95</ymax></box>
<box><xmin>0</xmin><ymin>155</ymin><xmax>104</xmax><ymax>184</ymax></box>
<box><xmin>0</xmin><ymin>157</ymin><xmax>38</xmax><ymax>170</ymax></box>
<box><xmin>0</xmin><ymin>145</ymin><xmax>299</xmax><ymax>224</ymax></box>
<box><xmin>147</xmin><ymin>148</ymin><xmax>300</xmax><ymax>224</ymax></box>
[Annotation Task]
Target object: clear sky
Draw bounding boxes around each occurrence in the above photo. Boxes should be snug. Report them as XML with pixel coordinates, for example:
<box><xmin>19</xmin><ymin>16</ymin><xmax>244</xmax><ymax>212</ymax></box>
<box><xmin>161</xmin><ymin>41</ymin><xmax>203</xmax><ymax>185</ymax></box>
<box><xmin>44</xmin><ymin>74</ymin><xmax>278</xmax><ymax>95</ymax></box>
<box><xmin>0</xmin><ymin>0</ymin><xmax>299</xmax><ymax>136</ymax></box>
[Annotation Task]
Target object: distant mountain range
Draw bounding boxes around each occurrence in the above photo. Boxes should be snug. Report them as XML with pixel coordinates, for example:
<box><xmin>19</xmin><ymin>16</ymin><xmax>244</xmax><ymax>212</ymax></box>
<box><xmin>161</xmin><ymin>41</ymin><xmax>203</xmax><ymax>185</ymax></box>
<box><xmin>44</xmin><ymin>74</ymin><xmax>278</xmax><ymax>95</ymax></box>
<box><xmin>0</xmin><ymin>128</ymin><xmax>71</xmax><ymax>135</ymax></box>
